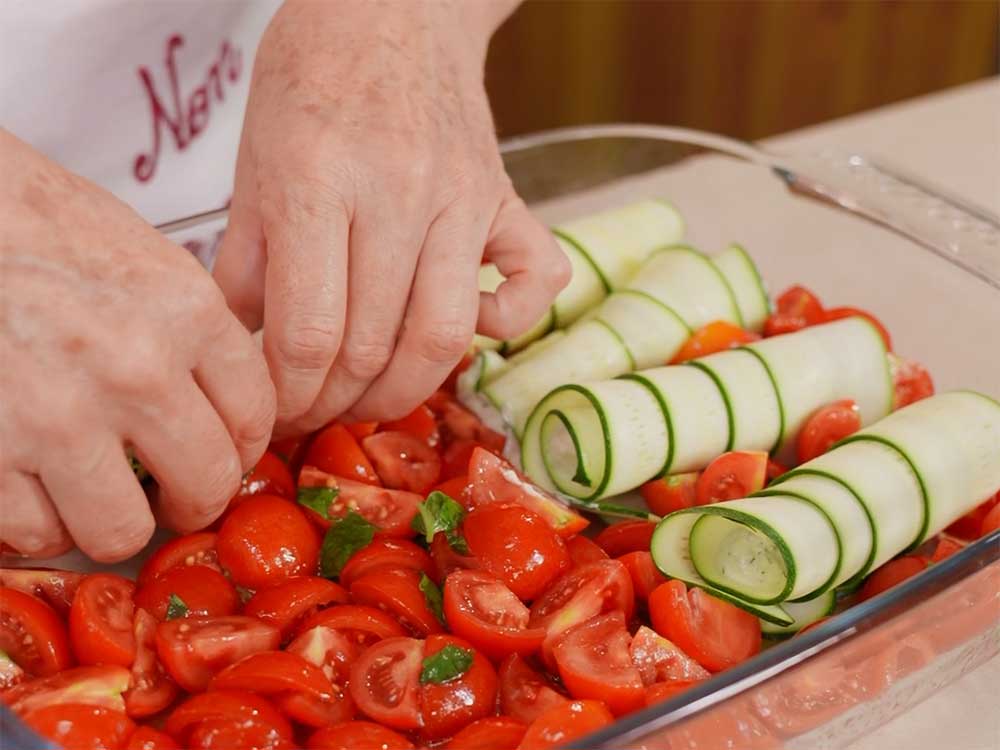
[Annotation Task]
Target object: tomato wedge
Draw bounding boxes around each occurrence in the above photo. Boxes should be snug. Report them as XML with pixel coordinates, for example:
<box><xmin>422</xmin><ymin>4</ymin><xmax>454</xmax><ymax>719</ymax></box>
<box><xmin>498</xmin><ymin>654</ymin><xmax>569</xmax><ymax>726</ymax></box>
<box><xmin>308</xmin><ymin>721</ymin><xmax>414</xmax><ymax>750</ymax></box>
<box><xmin>349</xmin><ymin>567</ymin><xmax>444</xmax><ymax>637</ymax></box>
<box><xmin>296</xmin><ymin>605</ymin><xmax>407</xmax><ymax>646</ymax></box>
<box><xmin>233</xmin><ymin>450</ymin><xmax>295</xmax><ymax>503</ymax></box>
<box><xmin>891</xmin><ymin>355</ymin><xmax>935</xmax><ymax>409</ymax></box>
<box><xmin>858</xmin><ymin>556</ymin><xmax>928</xmax><ymax>602</ymax></box>
<box><xmin>278</xmin><ymin>625</ymin><xmax>357</xmax><ymax>727</ymax></box>
<box><xmin>796</xmin><ymin>399</ymin><xmax>861</xmax><ymax>464</ymax></box>
<box><xmin>594</xmin><ymin>521</ymin><xmax>656</xmax><ymax>558</ymax></box>
<box><xmin>823</xmin><ymin>307</ymin><xmax>892</xmax><ymax>351</ymax></box>
<box><xmin>127</xmin><ymin>726</ymin><xmax>181</xmax><ymax>750</ymax></box>
<box><xmin>552</xmin><ymin>612</ymin><xmax>643</xmax><ymax>716</ymax></box>
<box><xmin>23</xmin><ymin>703</ymin><xmax>135</xmax><ymax>750</ymax></box>
<box><xmin>467</xmin><ymin>448</ymin><xmax>589</xmax><ymax>538</ymax></box>
<box><xmin>134</xmin><ymin>565</ymin><xmax>238</xmax><ymax>622</ymax></box>
<box><xmin>3</xmin><ymin>665</ymin><xmax>130</xmax><ymax>715</ymax></box>
<box><xmin>209</xmin><ymin>650</ymin><xmax>334</xmax><ymax>699</ymax></box>
<box><xmin>436</xmin><ymin>397</ymin><xmax>506</xmax><ymax>452</ymax></box>
<box><xmin>305</xmin><ymin>424</ymin><xmax>381</xmax><ymax>486</ymax></box>
<box><xmin>629</xmin><ymin>625</ymin><xmax>710</xmax><ymax>686</ymax></box>
<box><xmin>983</xmin><ymin>503</ymin><xmax>1000</xmax><ymax>536</ymax></box>
<box><xmin>430</xmin><ymin>532</ymin><xmax>481</xmax><ymax>581</ymax></box>
<box><xmin>443</xmin><ymin>570</ymin><xmax>546</xmax><ymax>660</ymax></box>
<box><xmin>0</xmin><ymin>568</ymin><xmax>84</xmax><ymax>617</ymax></box>
<box><xmin>445</xmin><ymin>716</ymin><xmax>527</xmax><ymax>750</ymax></box>
<box><xmin>776</xmin><ymin>285</ymin><xmax>825</xmax><ymax>323</ymax></box>
<box><xmin>164</xmin><ymin>690</ymin><xmax>293</xmax><ymax>743</ymax></box>
<box><xmin>345</xmin><ymin>422</ymin><xmax>380</xmax><ymax>440</ymax></box>
<box><xmin>155</xmin><ymin>616</ymin><xmax>280</xmax><ymax>693</ymax></box>
<box><xmin>649</xmin><ymin>580</ymin><xmax>761</xmax><ymax>672</ymax></box>
<box><xmin>124</xmin><ymin>609</ymin><xmax>179</xmax><ymax>718</ymax></box>
<box><xmin>137</xmin><ymin>533</ymin><xmax>220</xmax><ymax>587</ymax></box>
<box><xmin>348</xmin><ymin>637</ymin><xmax>423</xmax><ymax>730</ymax></box>
<box><xmin>617</xmin><ymin>552</ymin><xmax>668</xmax><ymax>602</ymax></box>
<box><xmin>242</xmin><ymin>577</ymin><xmax>350</xmax><ymax>640</ymax></box>
<box><xmin>927</xmin><ymin>537</ymin><xmax>963</xmax><ymax>563</ymax></box>
<box><xmin>298</xmin><ymin>466</ymin><xmax>422</xmax><ymax>537</ymax></box>
<box><xmin>420</xmin><ymin>634</ymin><xmax>498</xmax><ymax>741</ymax></box>
<box><xmin>186</xmin><ymin>716</ymin><xmax>294</xmax><ymax>749</ymax></box>
<box><xmin>639</xmin><ymin>472</ymin><xmax>699</xmax><ymax>516</ymax></box>
<box><xmin>517</xmin><ymin>699</ymin><xmax>614</xmax><ymax>750</ymax></box>
<box><xmin>695</xmin><ymin>451</ymin><xmax>768</xmax><ymax>506</ymax></box>
<box><xmin>565</xmin><ymin>536</ymin><xmax>609</xmax><ymax>567</ymax></box>
<box><xmin>671</xmin><ymin>321</ymin><xmax>758</xmax><ymax>363</ymax></box>
<box><xmin>380</xmin><ymin>405</ymin><xmax>439</xmax><ymax>446</ymax></box>
<box><xmin>362</xmin><ymin>431</ymin><xmax>442</xmax><ymax>495</ymax></box>
<box><xmin>645</xmin><ymin>679</ymin><xmax>704</xmax><ymax>705</ymax></box>
<box><xmin>70</xmin><ymin>574</ymin><xmax>137</xmax><ymax>667</ymax></box>
<box><xmin>441</xmin><ymin>440</ymin><xmax>493</xmax><ymax>482</ymax></box>
<box><xmin>945</xmin><ymin>492</ymin><xmax>999</xmax><ymax>540</ymax></box>
<box><xmin>339</xmin><ymin>537</ymin><xmax>436</xmax><ymax>589</ymax></box>
<box><xmin>0</xmin><ymin>587</ymin><xmax>72</xmax><ymax>677</ymax></box>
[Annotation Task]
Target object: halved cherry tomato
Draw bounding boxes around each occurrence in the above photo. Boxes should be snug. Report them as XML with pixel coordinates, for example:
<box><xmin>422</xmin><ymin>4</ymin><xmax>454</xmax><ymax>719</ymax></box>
<box><xmin>3</xmin><ymin>665</ymin><xmax>130</xmax><ymax>715</ymax></box>
<box><xmin>766</xmin><ymin>459</ymin><xmax>788</xmax><ymax>481</ymax></box>
<box><xmin>695</xmin><ymin>451</ymin><xmax>768</xmax><ymax>506</ymax></box>
<box><xmin>70</xmin><ymin>574</ymin><xmax>137</xmax><ymax>667</ymax></box>
<box><xmin>209</xmin><ymin>650</ymin><xmax>334</xmax><ymax>699</ymax></box>
<box><xmin>298</xmin><ymin>467</ymin><xmax>422</xmax><ymax>537</ymax></box>
<box><xmin>644</xmin><ymin>679</ymin><xmax>704</xmax><ymax>705</ymax></box>
<box><xmin>983</xmin><ymin>502</ymin><xmax>1000</xmax><ymax>536</ymax></box>
<box><xmin>927</xmin><ymin>537</ymin><xmax>964</xmax><ymax>563</ymax></box>
<box><xmin>498</xmin><ymin>654</ymin><xmax>568</xmax><ymax>725</ymax></box>
<box><xmin>420</xmin><ymin>634</ymin><xmax>498</xmax><ymax>741</ymax></box>
<box><xmin>362</xmin><ymin>431</ymin><xmax>442</xmax><ymax>495</ymax></box>
<box><xmin>0</xmin><ymin>587</ymin><xmax>71</xmax><ymax>677</ymax></box>
<box><xmin>243</xmin><ymin>577</ymin><xmax>350</xmax><ymax>640</ymax></box>
<box><xmin>431</xmin><ymin>474</ymin><xmax>471</xmax><ymax>502</ymax></box>
<box><xmin>23</xmin><ymin>703</ymin><xmax>135</xmax><ymax>750</ymax></box>
<box><xmin>629</xmin><ymin>625</ymin><xmax>710</xmax><ymax>686</ymax></box>
<box><xmin>127</xmin><ymin>726</ymin><xmax>181</xmax><ymax>750</ymax></box>
<box><xmin>430</xmin><ymin>532</ymin><xmax>481</xmax><ymax>581</ymax></box>
<box><xmin>155</xmin><ymin>616</ymin><xmax>280</xmax><ymax>693</ymax></box>
<box><xmin>553</xmin><ymin>611</ymin><xmax>644</xmax><ymax>716</ymax></box>
<box><xmin>467</xmin><ymin>449</ymin><xmax>588</xmax><ymax>538</ymax></box>
<box><xmin>463</xmin><ymin>503</ymin><xmax>571</xmax><ymax>601</ymax></box>
<box><xmin>794</xmin><ymin>616</ymin><xmax>831</xmax><ymax>639</ymax></box>
<box><xmin>823</xmin><ymin>307</ymin><xmax>892</xmax><ymax>351</ymax></box>
<box><xmin>946</xmin><ymin>492</ymin><xmax>999</xmax><ymax>540</ymax></box>
<box><xmin>649</xmin><ymin>580</ymin><xmax>761</xmax><ymax>672</ymax></box>
<box><xmin>617</xmin><ymin>551</ymin><xmax>668</xmax><ymax>602</ymax></box>
<box><xmin>442</xmin><ymin>439</ymin><xmax>493</xmax><ymax>481</ymax></box>
<box><xmin>233</xmin><ymin>451</ymin><xmax>295</xmax><ymax>503</ymax></box>
<box><xmin>517</xmin><ymin>699</ymin><xmax>614</xmax><ymax>750</ymax></box>
<box><xmin>137</xmin><ymin>533</ymin><xmax>220</xmax><ymax>587</ymax></box>
<box><xmin>436</xmin><ymin>397</ymin><xmax>506</xmax><ymax>452</ymax></box>
<box><xmin>594</xmin><ymin>521</ymin><xmax>656</xmax><ymax>558</ymax></box>
<box><xmin>565</xmin><ymin>536</ymin><xmax>609</xmax><ymax>567</ymax></box>
<box><xmin>0</xmin><ymin>568</ymin><xmax>84</xmax><ymax>617</ymax></box>
<box><xmin>216</xmin><ymin>495</ymin><xmax>320</xmax><ymax>589</ymax></box>
<box><xmin>891</xmin><ymin>356</ymin><xmax>935</xmax><ymax>409</ymax></box>
<box><xmin>443</xmin><ymin>570</ymin><xmax>546</xmax><ymax>660</ymax></box>
<box><xmin>165</xmin><ymin>690</ymin><xmax>293</xmax><ymax>743</ymax></box>
<box><xmin>671</xmin><ymin>321</ymin><xmax>759</xmax><ymax>363</ymax></box>
<box><xmin>124</xmin><ymin>609</ymin><xmax>178</xmax><ymax>718</ymax></box>
<box><xmin>296</xmin><ymin>605</ymin><xmax>407</xmax><ymax>647</ymax></box>
<box><xmin>134</xmin><ymin>565</ymin><xmax>238</xmax><ymax>622</ymax></box>
<box><xmin>446</xmin><ymin>716</ymin><xmax>527</xmax><ymax>750</ymax></box>
<box><xmin>763</xmin><ymin>312</ymin><xmax>808</xmax><ymax>337</ymax></box>
<box><xmin>776</xmin><ymin>285</ymin><xmax>824</xmax><ymax>323</ymax></box>
<box><xmin>345</xmin><ymin>422</ymin><xmax>379</xmax><ymax>440</ymax></box>
<box><xmin>796</xmin><ymin>399</ymin><xmax>861</xmax><ymax>464</ymax></box>
<box><xmin>349</xmin><ymin>567</ymin><xmax>444</xmax><ymax>637</ymax></box>
<box><xmin>639</xmin><ymin>472</ymin><xmax>699</xmax><ymax>516</ymax></box>
<box><xmin>308</xmin><ymin>721</ymin><xmax>414</xmax><ymax>750</ymax></box>
<box><xmin>187</xmin><ymin>716</ymin><xmax>294</xmax><ymax>750</ymax></box>
<box><xmin>305</xmin><ymin>424</ymin><xmax>381</xmax><ymax>486</ymax></box>
<box><xmin>278</xmin><ymin>625</ymin><xmax>357</xmax><ymax>727</ymax></box>
<box><xmin>858</xmin><ymin>556</ymin><xmax>928</xmax><ymax>602</ymax></box>
<box><xmin>348</xmin><ymin>637</ymin><xmax>423</xmax><ymax>730</ymax></box>
<box><xmin>380</xmin><ymin>405</ymin><xmax>439</xmax><ymax>446</ymax></box>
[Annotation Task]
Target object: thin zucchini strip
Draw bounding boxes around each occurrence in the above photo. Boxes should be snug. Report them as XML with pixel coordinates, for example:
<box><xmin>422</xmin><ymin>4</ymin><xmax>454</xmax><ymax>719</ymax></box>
<box><xmin>711</xmin><ymin>243</ymin><xmax>770</xmax><ymax>332</ymax></box>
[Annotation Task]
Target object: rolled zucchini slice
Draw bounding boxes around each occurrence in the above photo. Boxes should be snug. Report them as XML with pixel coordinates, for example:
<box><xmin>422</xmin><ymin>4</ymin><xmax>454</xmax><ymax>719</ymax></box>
<box><xmin>593</xmin><ymin>291</ymin><xmax>691</xmax><ymax>370</ymax></box>
<box><xmin>711</xmin><ymin>243</ymin><xmax>770</xmax><ymax>332</ymax></box>
<box><xmin>761</xmin><ymin>589</ymin><xmax>836</xmax><ymax>638</ymax></box>
<box><xmin>552</xmin><ymin>235</ymin><xmax>608</xmax><ymax>328</ymax></box>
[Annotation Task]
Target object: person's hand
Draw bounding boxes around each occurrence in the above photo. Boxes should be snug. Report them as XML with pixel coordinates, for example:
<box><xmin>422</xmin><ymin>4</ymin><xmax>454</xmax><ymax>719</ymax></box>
<box><xmin>0</xmin><ymin>130</ymin><xmax>276</xmax><ymax>562</ymax></box>
<box><xmin>213</xmin><ymin>0</ymin><xmax>570</xmax><ymax>437</ymax></box>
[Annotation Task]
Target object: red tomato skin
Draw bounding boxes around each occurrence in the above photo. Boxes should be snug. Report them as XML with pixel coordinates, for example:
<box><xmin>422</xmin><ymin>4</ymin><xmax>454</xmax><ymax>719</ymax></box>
<box><xmin>445</xmin><ymin>716</ymin><xmax>527</xmax><ymax>750</ymax></box>
<box><xmin>0</xmin><ymin>568</ymin><xmax>84</xmax><ymax>618</ymax></box>
<box><xmin>127</xmin><ymin>726</ymin><xmax>181</xmax><ymax>750</ymax></box>
<box><xmin>69</xmin><ymin>574</ymin><xmax>137</xmax><ymax>667</ymax></box>
<box><xmin>134</xmin><ymin>565</ymin><xmax>238</xmax><ymax>622</ymax></box>
<box><xmin>463</xmin><ymin>503</ymin><xmax>571</xmax><ymax>602</ymax></box>
<box><xmin>362</xmin><ymin>431</ymin><xmax>442</xmax><ymax>495</ymax></box>
<box><xmin>23</xmin><ymin>703</ymin><xmax>135</xmax><ymax>750</ymax></box>
<box><xmin>380</xmin><ymin>405</ymin><xmax>439</xmax><ymax>446</ymax></box>
<box><xmin>498</xmin><ymin>654</ymin><xmax>569</xmax><ymax>725</ymax></box>
<box><xmin>216</xmin><ymin>495</ymin><xmax>320</xmax><ymax>590</ymax></box>
<box><xmin>645</xmin><ymin>679</ymin><xmax>704</xmax><ymax>705</ymax></box>
<box><xmin>164</xmin><ymin>689</ymin><xmax>293</xmax><ymax>743</ymax></box>
<box><xmin>345</xmin><ymin>422</ymin><xmax>380</xmax><ymax>440</ymax></box>
<box><xmin>155</xmin><ymin>616</ymin><xmax>281</xmax><ymax>693</ymax></box>
<box><xmin>431</xmin><ymin>474</ymin><xmax>471</xmax><ymax>502</ymax></box>
<box><xmin>124</xmin><ymin>609</ymin><xmax>179</xmax><ymax>718</ymax></box>
<box><xmin>339</xmin><ymin>537</ymin><xmax>436</xmax><ymax>589</ymax></box>
<box><xmin>671</xmin><ymin>321</ymin><xmax>759</xmax><ymax>363</ymax></box>
<box><xmin>649</xmin><ymin>580</ymin><xmax>761</xmax><ymax>673</ymax></box>
<box><xmin>565</xmin><ymin>536</ymin><xmax>609</xmax><ymax>568</ymax></box>
<box><xmin>305</xmin><ymin>424</ymin><xmax>381</xmax><ymax>486</ymax></box>
<box><xmin>308</xmin><ymin>721</ymin><xmax>415</xmax><ymax>750</ymax></box>
<box><xmin>983</xmin><ymin>503</ymin><xmax>1000</xmax><ymax>536</ymax></box>
<box><xmin>764</xmin><ymin>312</ymin><xmax>808</xmax><ymax>337</ymax></box>
<box><xmin>349</xmin><ymin>567</ymin><xmax>444</xmax><ymax>637</ymax></box>
<box><xmin>442</xmin><ymin>439</ymin><xmax>491</xmax><ymax>481</ymax></box>
<box><xmin>928</xmin><ymin>537</ymin><xmax>964</xmax><ymax>563</ymax></box>
<box><xmin>296</xmin><ymin>605</ymin><xmax>408</xmax><ymax>646</ymax></box>
<box><xmin>946</xmin><ymin>492</ymin><xmax>999</xmax><ymax>540</ymax></box>
<box><xmin>517</xmin><ymin>700</ymin><xmax>614</xmax><ymax>750</ymax></box>
<box><xmin>617</xmin><ymin>551</ymin><xmax>668</xmax><ymax>602</ymax></box>
<box><xmin>137</xmin><ymin>533</ymin><xmax>220</xmax><ymax>587</ymax></box>
<box><xmin>594</xmin><ymin>521</ymin><xmax>656</xmax><ymax>558</ymax></box>
<box><xmin>766</xmin><ymin>459</ymin><xmax>788</xmax><ymax>481</ymax></box>
<box><xmin>695</xmin><ymin>451</ymin><xmax>768</xmax><ymax>506</ymax></box>
<box><xmin>0</xmin><ymin>587</ymin><xmax>72</xmax><ymax>677</ymax></box>
<box><xmin>639</xmin><ymin>473</ymin><xmax>699</xmax><ymax>516</ymax></box>
<box><xmin>2</xmin><ymin>665</ymin><xmax>130</xmax><ymax>715</ymax></box>
<box><xmin>234</xmin><ymin>451</ymin><xmax>295</xmax><ymax>502</ymax></box>
<box><xmin>776</xmin><ymin>285</ymin><xmax>824</xmax><ymax>323</ymax></box>
<box><xmin>278</xmin><ymin>626</ymin><xmax>357</xmax><ymax>727</ymax></box>
<box><xmin>796</xmin><ymin>399</ymin><xmax>861</xmax><ymax>464</ymax></box>
<box><xmin>823</xmin><ymin>307</ymin><xmax>892</xmax><ymax>351</ymax></box>
<box><xmin>297</xmin><ymin>466</ymin><xmax>422</xmax><ymax>537</ymax></box>
<box><xmin>186</xmin><ymin>717</ymin><xmax>294</xmax><ymax>750</ymax></box>
<box><xmin>242</xmin><ymin>577</ymin><xmax>350</xmax><ymax>640</ymax></box>
<box><xmin>420</xmin><ymin>634</ymin><xmax>498</xmax><ymax>741</ymax></box>
<box><xmin>430</xmin><ymin>532</ymin><xmax>482</xmax><ymax>582</ymax></box>
<box><xmin>348</xmin><ymin>637</ymin><xmax>423</xmax><ymax>731</ymax></box>
<box><xmin>892</xmin><ymin>357</ymin><xmax>935</xmax><ymax>409</ymax></box>
<box><xmin>208</xmin><ymin>650</ymin><xmax>334</xmax><ymax>698</ymax></box>
<box><xmin>858</xmin><ymin>556</ymin><xmax>928</xmax><ymax>602</ymax></box>
<box><xmin>629</xmin><ymin>625</ymin><xmax>710</xmax><ymax>686</ymax></box>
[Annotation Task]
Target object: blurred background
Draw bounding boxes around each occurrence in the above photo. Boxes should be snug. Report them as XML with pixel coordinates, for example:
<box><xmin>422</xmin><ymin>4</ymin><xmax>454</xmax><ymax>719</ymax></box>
<box><xmin>485</xmin><ymin>0</ymin><xmax>999</xmax><ymax>141</ymax></box>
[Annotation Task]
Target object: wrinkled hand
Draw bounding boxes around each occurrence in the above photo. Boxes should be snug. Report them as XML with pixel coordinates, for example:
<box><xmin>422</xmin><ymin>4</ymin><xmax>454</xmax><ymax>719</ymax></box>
<box><xmin>214</xmin><ymin>0</ymin><xmax>569</xmax><ymax>437</ymax></box>
<box><xmin>0</xmin><ymin>130</ymin><xmax>275</xmax><ymax>561</ymax></box>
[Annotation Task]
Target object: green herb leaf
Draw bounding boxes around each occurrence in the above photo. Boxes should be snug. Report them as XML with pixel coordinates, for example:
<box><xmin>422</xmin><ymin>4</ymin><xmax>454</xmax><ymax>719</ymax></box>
<box><xmin>420</xmin><ymin>644</ymin><xmax>473</xmax><ymax>684</ymax></box>
<box><xmin>166</xmin><ymin>593</ymin><xmax>189</xmax><ymax>620</ymax></box>
<box><xmin>418</xmin><ymin>572</ymin><xmax>445</xmax><ymax>624</ymax></box>
<box><xmin>320</xmin><ymin>511</ymin><xmax>376</xmax><ymax>578</ymax></box>
<box><xmin>446</xmin><ymin>530</ymin><xmax>470</xmax><ymax>555</ymax></box>
<box><xmin>411</xmin><ymin>491</ymin><xmax>466</xmax><ymax>545</ymax></box>
<box><xmin>298</xmin><ymin>486</ymin><xmax>339</xmax><ymax>521</ymax></box>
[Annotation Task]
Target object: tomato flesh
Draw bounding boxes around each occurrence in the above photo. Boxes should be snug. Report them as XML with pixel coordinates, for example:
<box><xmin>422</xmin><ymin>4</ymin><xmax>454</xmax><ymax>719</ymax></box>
<box><xmin>945</xmin><ymin>491</ymin><xmax>999</xmax><ymax>540</ymax></box>
<box><xmin>891</xmin><ymin>356</ymin><xmax>935</xmax><ymax>409</ymax></box>
<box><xmin>629</xmin><ymin>625</ymin><xmax>710</xmax><ymax>685</ymax></box>
<box><xmin>137</xmin><ymin>533</ymin><xmax>220</xmax><ymax>587</ymax></box>
<box><xmin>209</xmin><ymin>650</ymin><xmax>334</xmax><ymax>699</ymax></box>
<box><xmin>298</xmin><ymin>466</ymin><xmax>422</xmax><ymax>537</ymax></box>
<box><xmin>380</xmin><ymin>405</ymin><xmax>439</xmax><ymax>446</ymax></box>
<box><xmin>305</xmin><ymin>423</ymin><xmax>381</xmax><ymax>486</ymax></box>
<box><xmin>349</xmin><ymin>567</ymin><xmax>443</xmax><ymax>637</ymax></box>
<box><xmin>444</xmin><ymin>716</ymin><xmax>527</xmax><ymax>750</ymax></box>
<box><xmin>0</xmin><ymin>569</ymin><xmax>84</xmax><ymax>617</ymax></box>
<box><xmin>134</xmin><ymin>565</ymin><xmax>238</xmax><ymax>622</ymax></box>
<box><xmin>24</xmin><ymin>703</ymin><xmax>135</xmax><ymax>750</ymax></box>
<box><xmin>233</xmin><ymin>451</ymin><xmax>295</xmax><ymax>503</ymax></box>
<box><xmin>3</xmin><ymin>665</ymin><xmax>130</xmax><ymax>715</ymax></box>
<box><xmin>617</xmin><ymin>552</ymin><xmax>668</xmax><ymax>602</ymax></box>
<box><xmin>348</xmin><ymin>636</ymin><xmax>423</xmax><ymax>730</ymax></box>
<box><xmin>518</xmin><ymin>699</ymin><xmax>614</xmax><ymax>750</ymax></box>
<box><xmin>0</xmin><ymin>587</ymin><xmax>72</xmax><ymax>677</ymax></box>
<box><xmin>671</xmin><ymin>321</ymin><xmax>758</xmax><ymax>363</ymax></box>
<box><xmin>242</xmin><ymin>577</ymin><xmax>350</xmax><ymax>640</ymax></box>
<box><xmin>498</xmin><ymin>654</ymin><xmax>568</xmax><ymax>725</ymax></box>
<box><xmin>639</xmin><ymin>473</ymin><xmax>699</xmax><ymax>516</ymax></box>
<box><xmin>565</xmin><ymin>536</ymin><xmax>609</xmax><ymax>567</ymax></box>
<box><xmin>796</xmin><ymin>399</ymin><xmax>861</xmax><ymax>464</ymax></box>
<box><xmin>362</xmin><ymin>431</ymin><xmax>442</xmax><ymax>495</ymax></box>
<box><xmin>695</xmin><ymin>451</ymin><xmax>768</xmax><ymax>506</ymax></box>
<box><xmin>858</xmin><ymin>556</ymin><xmax>927</xmax><ymax>602</ymax></box>
<box><xmin>419</xmin><ymin>634</ymin><xmax>498</xmax><ymax>741</ymax></box>
<box><xmin>594</xmin><ymin>521</ymin><xmax>656</xmax><ymax>558</ymax></box>
<box><xmin>124</xmin><ymin>609</ymin><xmax>179</xmax><ymax>718</ymax></box>
<box><xmin>644</xmin><ymin>679</ymin><xmax>704</xmax><ymax>705</ymax></box>
<box><xmin>776</xmin><ymin>285</ymin><xmax>824</xmax><ymax>323</ymax></box>
<box><xmin>296</xmin><ymin>604</ymin><xmax>407</xmax><ymax>647</ymax></box>
<box><xmin>70</xmin><ymin>574</ymin><xmax>137</xmax><ymax>667</ymax></box>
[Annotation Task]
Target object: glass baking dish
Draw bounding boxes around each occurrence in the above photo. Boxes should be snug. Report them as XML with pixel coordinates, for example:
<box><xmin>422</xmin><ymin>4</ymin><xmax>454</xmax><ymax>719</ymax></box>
<box><xmin>5</xmin><ymin>126</ymin><xmax>999</xmax><ymax>749</ymax></box>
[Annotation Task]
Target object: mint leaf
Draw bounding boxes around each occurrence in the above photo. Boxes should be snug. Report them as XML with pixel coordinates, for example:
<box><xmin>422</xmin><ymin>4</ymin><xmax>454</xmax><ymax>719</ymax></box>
<box><xmin>446</xmin><ymin>530</ymin><xmax>470</xmax><ymax>555</ymax></box>
<box><xmin>418</xmin><ymin>572</ymin><xmax>445</xmax><ymax>625</ymax></box>
<box><xmin>411</xmin><ymin>491</ymin><xmax>466</xmax><ymax>545</ymax></box>
<box><xmin>320</xmin><ymin>511</ymin><xmax>376</xmax><ymax>578</ymax></box>
<box><xmin>420</xmin><ymin>644</ymin><xmax>473</xmax><ymax>684</ymax></box>
<box><xmin>298</xmin><ymin>486</ymin><xmax>338</xmax><ymax>520</ymax></box>
<box><xmin>166</xmin><ymin>593</ymin><xmax>188</xmax><ymax>620</ymax></box>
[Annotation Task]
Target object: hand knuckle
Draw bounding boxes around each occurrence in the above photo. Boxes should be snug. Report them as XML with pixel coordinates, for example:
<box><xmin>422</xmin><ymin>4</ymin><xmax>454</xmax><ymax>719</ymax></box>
<box><xmin>549</xmin><ymin>250</ymin><xmax>573</xmax><ymax>290</ymax></box>
<box><xmin>340</xmin><ymin>339</ymin><xmax>394</xmax><ymax>381</ymax></box>
<box><xmin>198</xmin><ymin>453</ymin><xmax>243</xmax><ymax>511</ymax></box>
<box><xmin>235</xmin><ymin>385</ymin><xmax>277</xmax><ymax>454</ymax></box>
<box><xmin>88</xmin><ymin>517</ymin><xmax>155</xmax><ymax>563</ymax></box>
<box><xmin>275</xmin><ymin>313</ymin><xmax>341</xmax><ymax>371</ymax></box>
<box><xmin>420</xmin><ymin>320</ymin><xmax>472</xmax><ymax>364</ymax></box>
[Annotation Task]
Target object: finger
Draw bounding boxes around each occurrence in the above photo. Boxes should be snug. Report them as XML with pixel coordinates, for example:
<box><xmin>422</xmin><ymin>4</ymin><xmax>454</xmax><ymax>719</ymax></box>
<box><xmin>0</xmin><ymin>471</ymin><xmax>72</xmax><ymax>558</ymax></box>
<box><xmin>194</xmin><ymin>317</ymin><xmax>277</xmax><ymax>473</ymax></box>
<box><xmin>260</xmin><ymin>186</ymin><xmax>350</xmax><ymax>428</ymax></box>
<box><xmin>348</xmin><ymin>207</ymin><xmax>483</xmax><ymax>421</ymax></box>
<box><xmin>130</xmin><ymin>378</ymin><xmax>243</xmax><ymax>533</ymax></box>
<box><xmin>39</xmin><ymin>439</ymin><xmax>155</xmax><ymax>563</ymax></box>
<box><xmin>292</xmin><ymin>203</ymin><xmax>424</xmax><ymax>432</ymax></box>
<box><xmin>477</xmin><ymin>190</ymin><xmax>572</xmax><ymax>340</ymax></box>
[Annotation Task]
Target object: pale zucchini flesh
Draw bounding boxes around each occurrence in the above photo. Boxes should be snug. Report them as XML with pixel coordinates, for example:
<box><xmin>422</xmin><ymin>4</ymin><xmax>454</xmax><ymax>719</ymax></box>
<box><xmin>761</xmin><ymin>590</ymin><xmax>836</xmax><ymax>638</ymax></box>
<box><xmin>711</xmin><ymin>243</ymin><xmax>770</xmax><ymax>332</ymax></box>
<box><xmin>552</xmin><ymin>235</ymin><xmax>609</xmax><ymax>328</ymax></box>
<box><xmin>594</xmin><ymin>291</ymin><xmax>691</xmax><ymax>370</ymax></box>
